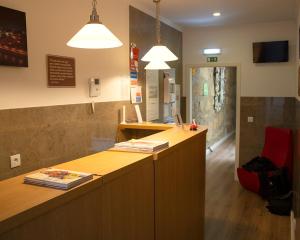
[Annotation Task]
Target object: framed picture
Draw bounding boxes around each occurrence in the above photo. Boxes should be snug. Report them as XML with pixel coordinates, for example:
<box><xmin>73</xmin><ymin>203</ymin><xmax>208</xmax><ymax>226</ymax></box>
<box><xmin>0</xmin><ymin>6</ymin><xmax>28</xmax><ymax>67</ymax></box>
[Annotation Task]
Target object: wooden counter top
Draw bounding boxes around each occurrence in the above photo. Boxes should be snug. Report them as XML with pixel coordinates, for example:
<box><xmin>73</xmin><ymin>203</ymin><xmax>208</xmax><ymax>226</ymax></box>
<box><xmin>112</xmin><ymin>123</ymin><xmax>208</xmax><ymax>160</ymax></box>
<box><xmin>0</xmin><ymin>174</ymin><xmax>101</xmax><ymax>235</ymax></box>
<box><xmin>0</xmin><ymin>122</ymin><xmax>207</xmax><ymax>237</ymax></box>
<box><xmin>118</xmin><ymin>122</ymin><xmax>174</xmax><ymax>131</ymax></box>
<box><xmin>143</xmin><ymin>125</ymin><xmax>208</xmax><ymax>159</ymax></box>
<box><xmin>0</xmin><ymin>151</ymin><xmax>153</xmax><ymax>235</ymax></box>
<box><xmin>115</xmin><ymin>122</ymin><xmax>208</xmax><ymax>240</ymax></box>
<box><xmin>55</xmin><ymin>151</ymin><xmax>153</xmax><ymax>183</ymax></box>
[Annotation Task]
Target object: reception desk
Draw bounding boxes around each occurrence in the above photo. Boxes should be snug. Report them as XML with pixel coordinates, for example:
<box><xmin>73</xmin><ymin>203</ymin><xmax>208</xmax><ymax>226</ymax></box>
<box><xmin>0</xmin><ymin>123</ymin><xmax>207</xmax><ymax>240</ymax></box>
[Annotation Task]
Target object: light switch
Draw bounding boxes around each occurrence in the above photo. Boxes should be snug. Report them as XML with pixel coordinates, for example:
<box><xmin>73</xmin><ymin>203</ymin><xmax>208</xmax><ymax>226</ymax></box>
<box><xmin>247</xmin><ymin>116</ymin><xmax>254</xmax><ymax>123</ymax></box>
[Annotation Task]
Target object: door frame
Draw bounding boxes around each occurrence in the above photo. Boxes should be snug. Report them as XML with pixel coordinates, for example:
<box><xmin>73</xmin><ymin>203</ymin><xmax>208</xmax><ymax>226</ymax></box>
<box><xmin>185</xmin><ymin>63</ymin><xmax>241</xmax><ymax>180</ymax></box>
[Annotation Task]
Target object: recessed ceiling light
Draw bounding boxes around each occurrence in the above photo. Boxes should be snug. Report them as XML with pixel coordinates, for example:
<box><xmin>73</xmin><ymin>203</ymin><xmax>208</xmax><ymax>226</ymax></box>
<box><xmin>213</xmin><ymin>12</ymin><xmax>221</xmax><ymax>17</ymax></box>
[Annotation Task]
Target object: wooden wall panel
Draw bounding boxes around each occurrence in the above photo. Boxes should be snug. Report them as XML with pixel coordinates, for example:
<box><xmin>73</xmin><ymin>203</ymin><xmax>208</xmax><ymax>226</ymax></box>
<box><xmin>154</xmin><ymin>134</ymin><xmax>206</xmax><ymax>240</ymax></box>
<box><xmin>101</xmin><ymin>160</ymin><xmax>155</xmax><ymax>240</ymax></box>
<box><xmin>0</xmin><ymin>187</ymin><xmax>103</xmax><ymax>240</ymax></box>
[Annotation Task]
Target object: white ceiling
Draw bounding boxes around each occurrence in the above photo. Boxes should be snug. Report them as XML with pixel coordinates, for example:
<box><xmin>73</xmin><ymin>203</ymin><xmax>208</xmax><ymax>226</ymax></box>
<box><xmin>132</xmin><ymin>0</ymin><xmax>297</xmax><ymax>28</ymax></box>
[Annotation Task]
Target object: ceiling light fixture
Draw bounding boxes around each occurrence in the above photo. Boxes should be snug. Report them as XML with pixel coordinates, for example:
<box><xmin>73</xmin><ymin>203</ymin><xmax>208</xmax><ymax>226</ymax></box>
<box><xmin>141</xmin><ymin>0</ymin><xmax>178</xmax><ymax>69</ymax></box>
<box><xmin>213</xmin><ymin>12</ymin><xmax>221</xmax><ymax>17</ymax></box>
<box><xmin>145</xmin><ymin>59</ymin><xmax>171</xmax><ymax>70</ymax></box>
<box><xmin>67</xmin><ymin>0</ymin><xmax>123</xmax><ymax>49</ymax></box>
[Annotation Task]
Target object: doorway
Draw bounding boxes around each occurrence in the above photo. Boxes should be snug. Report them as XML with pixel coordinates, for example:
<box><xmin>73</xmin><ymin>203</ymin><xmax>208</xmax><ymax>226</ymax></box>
<box><xmin>186</xmin><ymin>64</ymin><xmax>241</xmax><ymax>180</ymax></box>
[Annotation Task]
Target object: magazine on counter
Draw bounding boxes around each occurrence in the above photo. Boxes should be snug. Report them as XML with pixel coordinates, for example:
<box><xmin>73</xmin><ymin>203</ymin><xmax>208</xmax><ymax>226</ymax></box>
<box><xmin>24</xmin><ymin>168</ymin><xmax>93</xmax><ymax>190</ymax></box>
<box><xmin>112</xmin><ymin>139</ymin><xmax>169</xmax><ymax>153</ymax></box>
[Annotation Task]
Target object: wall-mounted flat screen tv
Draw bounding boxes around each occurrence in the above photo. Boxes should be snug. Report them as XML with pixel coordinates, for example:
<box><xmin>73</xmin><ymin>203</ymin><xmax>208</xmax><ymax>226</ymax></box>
<box><xmin>0</xmin><ymin>6</ymin><xmax>28</xmax><ymax>67</ymax></box>
<box><xmin>253</xmin><ymin>41</ymin><xmax>289</xmax><ymax>63</ymax></box>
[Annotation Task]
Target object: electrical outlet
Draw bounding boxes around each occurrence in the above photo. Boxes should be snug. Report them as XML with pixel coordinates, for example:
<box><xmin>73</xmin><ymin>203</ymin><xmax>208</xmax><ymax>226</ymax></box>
<box><xmin>10</xmin><ymin>154</ymin><xmax>21</xmax><ymax>169</ymax></box>
<box><xmin>247</xmin><ymin>116</ymin><xmax>254</xmax><ymax>123</ymax></box>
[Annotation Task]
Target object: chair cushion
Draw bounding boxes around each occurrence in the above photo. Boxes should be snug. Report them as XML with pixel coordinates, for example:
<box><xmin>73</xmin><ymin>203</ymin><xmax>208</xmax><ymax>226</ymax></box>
<box><xmin>237</xmin><ymin>167</ymin><xmax>260</xmax><ymax>193</ymax></box>
<box><xmin>261</xmin><ymin>127</ymin><xmax>293</xmax><ymax>177</ymax></box>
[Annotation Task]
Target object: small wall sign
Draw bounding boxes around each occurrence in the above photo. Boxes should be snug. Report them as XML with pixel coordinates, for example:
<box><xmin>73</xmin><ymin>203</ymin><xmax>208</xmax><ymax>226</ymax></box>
<box><xmin>47</xmin><ymin>55</ymin><xmax>76</xmax><ymax>87</ymax></box>
<box><xmin>207</xmin><ymin>57</ymin><xmax>218</xmax><ymax>63</ymax></box>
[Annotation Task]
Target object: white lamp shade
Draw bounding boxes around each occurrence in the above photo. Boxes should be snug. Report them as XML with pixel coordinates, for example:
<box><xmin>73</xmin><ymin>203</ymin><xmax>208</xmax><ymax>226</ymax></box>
<box><xmin>67</xmin><ymin>23</ymin><xmax>123</xmax><ymax>49</ymax></box>
<box><xmin>141</xmin><ymin>45</ymin><xmax>178</xmax><ymax>62</ymax></box>
<box><xmin>145</xmin><ymin>60</ymin><xmax>171</xmax><ymax>70</ymax></box>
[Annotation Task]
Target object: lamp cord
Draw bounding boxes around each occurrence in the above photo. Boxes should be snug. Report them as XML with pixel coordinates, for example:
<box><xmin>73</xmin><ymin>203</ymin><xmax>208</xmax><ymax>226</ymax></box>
<box><xmin>155</xmin><ymin>0</ymin><xmax>161</xmax><ymax>45</ymax></box>
<box><xmin>92</xmin><ymin>0</ymin><xmax>97</xmax><ymax>9</ymax></box>
<box><xmin>90</xmin><ymin>0</ymin><xmax>100</xmax><ymax>23</ymax></box>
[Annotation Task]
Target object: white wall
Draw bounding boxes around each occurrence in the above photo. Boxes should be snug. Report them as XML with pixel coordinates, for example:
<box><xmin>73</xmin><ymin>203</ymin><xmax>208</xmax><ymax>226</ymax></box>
<box><xmin>0</xmin><ymin>0</ymin><xmax>131</xmax><ymax>110</ymax></box>
<box><xmin>183</xmin><ymin>21</ymin><xmax>297</xmax><ymax>97</ymax></box>
<box><xmin>0</xmin><ymin>0</ymin><xmax>182</xmax><ymax>110</ymax></box>
<box><xmin>0</xmin><ymin>0</ymin><xmax>129</xmax><ymax>109</ymax></box>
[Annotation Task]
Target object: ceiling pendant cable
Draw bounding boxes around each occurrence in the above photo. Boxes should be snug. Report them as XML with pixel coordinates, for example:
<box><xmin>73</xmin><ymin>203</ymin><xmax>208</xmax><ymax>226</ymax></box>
<box><xmin>155</xmin><ymin>0</ymin><xmax>161</xmax><ymax>45</ymax></box>
<box><xmin>142</xmin><ymin>0</ymin><xmax>177</xmax><ymax>69</ymax></box>
<box><xmin>90</xmin><ymin>0</ymin><xmax>100</xmax><ymax>23</ymax></box>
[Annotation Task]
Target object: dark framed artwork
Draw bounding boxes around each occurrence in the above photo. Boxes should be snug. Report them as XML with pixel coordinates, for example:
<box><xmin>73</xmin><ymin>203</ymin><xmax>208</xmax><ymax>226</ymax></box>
<box><xmin>0</xmin><ymin>6</ymin><xmax>28</xmax><ymax>67</ymax></box>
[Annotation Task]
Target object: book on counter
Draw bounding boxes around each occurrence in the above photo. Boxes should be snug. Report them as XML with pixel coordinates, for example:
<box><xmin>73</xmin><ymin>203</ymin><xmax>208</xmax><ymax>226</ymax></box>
<box><xmin>112</xmin><ymin>139</ymin><xmax>169</xmax><ymax>153</ymax></box>
<box><xmin>24</xmin><ymin>168</ymin><xmax>93</xmax><ymax>190</ymax></box>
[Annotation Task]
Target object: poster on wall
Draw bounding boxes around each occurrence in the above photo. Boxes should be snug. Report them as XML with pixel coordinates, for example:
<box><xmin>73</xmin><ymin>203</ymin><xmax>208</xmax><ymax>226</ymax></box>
<box><xmin>146</xmin><ymin>70</ymin><xmax>159</xmax><ymax>121</ymax></box>
<box><xmin>0</xmin><ymin>6</ymin><xmax>28</xmax><ymax>67</ymax></box>
<box><xmin>47</xmin><ymin>55</ymin><xmax>76</xmax><ymax>87</ymax></box>
<box><xmin>163</xmin><ymin>68</ymin><xmax>176</xmax><ymax>121</ymax></box>
<box><xmin>175</xmin><ymin>84</ymin><xmax>181</xmax><ymax>116</ymax></box>
<box><xmin>130</xmin><ymin>43</ymin><xmax>139</xmax><ymax>86</ymax></box>
<box><xmin>214</xmin><ymin>67</ymin><xmax>226</xmax><ymax>112</ymax></box>
<box><xmin>130</xmin><ymin>86</ymin><xmax>143</xmax><ymax>104</ymax></box>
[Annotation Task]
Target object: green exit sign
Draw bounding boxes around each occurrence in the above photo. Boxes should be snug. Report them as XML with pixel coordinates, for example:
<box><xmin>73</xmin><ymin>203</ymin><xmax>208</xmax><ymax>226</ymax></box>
<box><xmin>207</xmin><ymin>57</ymin><xmax>218</xmax><ymax>62</ymax></box>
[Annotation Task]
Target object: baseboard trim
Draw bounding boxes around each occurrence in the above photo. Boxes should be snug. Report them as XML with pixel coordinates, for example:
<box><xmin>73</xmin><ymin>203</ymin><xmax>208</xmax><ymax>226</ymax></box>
<box><xmin>291</xmin><ymin>210</ymin><xmax>296</xmax><ymax>240</ymax></box>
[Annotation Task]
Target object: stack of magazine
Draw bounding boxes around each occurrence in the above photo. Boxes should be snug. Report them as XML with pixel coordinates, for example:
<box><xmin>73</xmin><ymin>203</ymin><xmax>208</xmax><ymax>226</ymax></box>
<box><xmin>24</xmin><ymin>168</ymin><xmax>93</xmax><ymax>190</ymax></box>
<box><xmin>113</xmin><ymin>139</ymin><xmax>169</xmax><ymax>153</ymax></box>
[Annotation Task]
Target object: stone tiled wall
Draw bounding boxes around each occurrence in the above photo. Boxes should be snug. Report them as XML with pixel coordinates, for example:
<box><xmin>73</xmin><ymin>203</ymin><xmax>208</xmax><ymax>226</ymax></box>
<box><xmin>0</xmin><ymin>101</ymin><xmax>136</xmax><ymax>180</ymax></box>
<box><xmin>192</xmin><ymin>67</ymin><xmax>237</xmax><ymax>146</ymax></box>
<box><xmin>240</xmin><ymin>97</ymin><xmax>300</xmax><ymax>219</ymax></box>
<box><xmin>239</xmin><ymin>97</ymin><xmax>300</xmax><ymax>166</ymax></box>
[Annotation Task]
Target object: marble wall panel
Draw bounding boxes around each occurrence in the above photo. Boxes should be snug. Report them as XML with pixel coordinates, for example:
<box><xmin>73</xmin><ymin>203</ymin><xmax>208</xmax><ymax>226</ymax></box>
<box><xmin>239</xmin><ymin>97</ymin><xmax>298</xmax><ymax>166</ymax></box>
<box><xmin>0</xmin><ymin>101</ymin><xmax>135</xmax><ymax>180</ymax></box>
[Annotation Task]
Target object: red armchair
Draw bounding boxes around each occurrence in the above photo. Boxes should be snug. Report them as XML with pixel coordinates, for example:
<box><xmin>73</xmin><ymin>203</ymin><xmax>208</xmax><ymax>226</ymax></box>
<box><xmin>237</xmin><ymin>127</ymin><xmax>293</xmax><ymax>194</ymax></box>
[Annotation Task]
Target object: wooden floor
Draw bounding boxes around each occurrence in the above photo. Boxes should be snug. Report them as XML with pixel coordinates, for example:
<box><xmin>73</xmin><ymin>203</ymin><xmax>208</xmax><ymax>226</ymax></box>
<box><xmin>205</xmin><ymin>136</ymin><xmax>290</xmax><ymax>240</ymax></box>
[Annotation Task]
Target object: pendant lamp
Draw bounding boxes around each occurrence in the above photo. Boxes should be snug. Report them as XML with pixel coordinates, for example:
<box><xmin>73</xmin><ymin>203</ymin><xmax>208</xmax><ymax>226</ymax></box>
<box><xmin>67</xmin><ymin>0</ymin><xmax>123</xmax><ymax>49</ymax></box>
<box><xmin>141</xmin><ymin>0</ymin><xmax>178</xmax><ymax>68</ymax></box>
<box><xmin>145</xmin><ymin>59</ymin><xmax>171</xmax><ymax>70</ymax></box>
